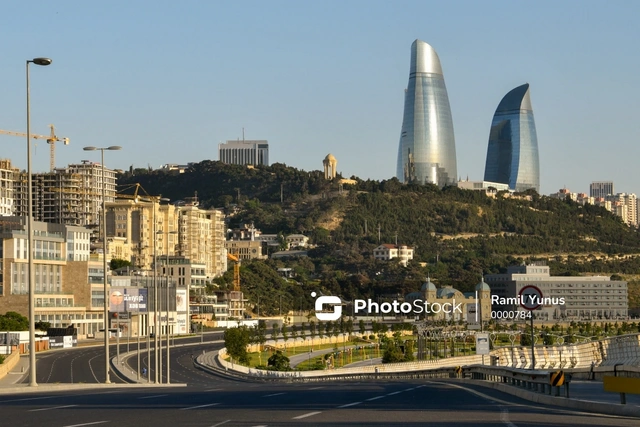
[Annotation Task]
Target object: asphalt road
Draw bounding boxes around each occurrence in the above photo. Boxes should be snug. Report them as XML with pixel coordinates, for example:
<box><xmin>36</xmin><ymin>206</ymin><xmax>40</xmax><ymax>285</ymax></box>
<box><xmin>2</xmin><ymin>333</ymin><xmax>638</xmax><ymax>426</ymax></box>
<box><xmin>23</xmin><ymin>331</ymin><xmax>225</xmax><ymax>385</ymax></box>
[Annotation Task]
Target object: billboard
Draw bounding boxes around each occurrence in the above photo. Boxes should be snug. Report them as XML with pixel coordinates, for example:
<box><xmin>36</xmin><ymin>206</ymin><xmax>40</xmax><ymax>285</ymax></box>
<box><xmin>109</xmin><ymin>287</ymin><xmax>148</xmax><ymax>313</ymax></box>
<box><xmin>176</xmin><ymin>289</ymin><xmax>187</xmax><ymax>312</ymax></box>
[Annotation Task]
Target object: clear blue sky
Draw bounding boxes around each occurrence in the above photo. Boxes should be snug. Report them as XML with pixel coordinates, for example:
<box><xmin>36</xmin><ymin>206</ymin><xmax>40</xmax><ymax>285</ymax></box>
<box><xmin>2</xmin><ymin>1</ymin><xmax>639</xmax><ymax>196</ymax></box>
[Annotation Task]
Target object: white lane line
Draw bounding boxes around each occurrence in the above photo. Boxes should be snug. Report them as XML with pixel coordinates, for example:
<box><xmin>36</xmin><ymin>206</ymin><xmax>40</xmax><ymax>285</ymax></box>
<box><xmin>307</xmin><ymin>386</ymin><xmax>325</xmax><ymax>390</ymax></box>
<box><xmin>501</xmin><ymin>408</ymin><xmax>518</xmax><ymax>427</ymax></box>
<box><xmin>387</xmin><ymin>391</ymin><xmax>402</xmax><ymax>396</ymax></box>
<box><xmin>210</xmin><ymin>421</ymin><xmax>231</xmax><ymax>427</ymax></box>
<box><xmin>365</xmin><ymin>396</ymin><xmax>384</xmax><ymax>401</ymax></box>
<box><xmin>181</xmin><ymin>403</ymin><xmax>220</xmax><ymax>410</ymax></box>
<box><xmin>137</xmin><ymin>394</ymin><xmax>168</xmax><ymax>399</ymax></box>
<box><xmin>29</xmin><ymin>405</ymin><xmax>78</xmax><ymax>412</ymax></box>
<box><xmin>262</xmin><ymin>392</ymin><xmax>285</xmax><ymax>397</ymax></box>
<box><xmin>0</xmin><ymin>396</ymin><xmax>59</xmax><ymax>403</ymax></box>
<box><xmin>292</xmin><ymin>411</ymin><xmax>322</xmax><ymax>420</ymax></box>
<box><xmin>337</xmin><ymin>402</ymin><xmax>362</xmax><ymax>408</ymax></box>
<box><xmin>404</xmin><ymin>388</ymin><xmax>415</xmax><ymax>391</ymax></box>
<box><xmin>61</xmin><ymin>422</ymin><xmax>109</xmax><ymax>427</ymax></box>
<box><xmin>205</xmin><ymin>388</ymin><xmax>223</xmax><ymax>392</ymax></box>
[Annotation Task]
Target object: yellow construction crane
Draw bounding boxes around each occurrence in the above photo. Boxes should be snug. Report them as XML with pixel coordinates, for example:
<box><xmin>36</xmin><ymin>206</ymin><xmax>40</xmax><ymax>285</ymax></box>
<box><xmin>227</xmin><ymin>252</ymin><xmax>241</xmax><ymax>291</ymax></box>
<box><xmin>0</xmin><ymin>124</ymin><xmax>69</xmax><ymax>171</ymax></box>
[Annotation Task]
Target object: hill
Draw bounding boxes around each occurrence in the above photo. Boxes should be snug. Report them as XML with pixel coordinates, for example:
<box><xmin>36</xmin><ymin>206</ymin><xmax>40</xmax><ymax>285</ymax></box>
<box><xmin>118</xmin><ymin>161</ymin><xmax>640</xmax><ymax>306</ymax></box>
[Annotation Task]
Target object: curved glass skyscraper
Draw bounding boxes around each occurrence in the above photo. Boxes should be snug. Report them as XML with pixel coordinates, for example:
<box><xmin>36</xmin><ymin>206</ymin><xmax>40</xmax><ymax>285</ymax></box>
<box><xmin>396</xmin><ymin>40</ymin><xmax>457</xmax><ymax>186</ymax></box>
<box><xmin>483</xmin><ymin>83</ymin><xmax>540</xmax><ymax>192</ymax></box>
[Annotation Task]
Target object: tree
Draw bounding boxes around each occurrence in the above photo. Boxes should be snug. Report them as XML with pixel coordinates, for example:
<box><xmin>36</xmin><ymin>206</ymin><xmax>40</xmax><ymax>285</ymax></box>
<box><xmin>359</xmin><ymin>319</ymin><xmax>366</xmax><ymax>336</ymax></box>
<box><xmin>291</xmin><ymin>325</ymin><xmax>298</xmax><ymax>354</ymax></box>
<box><xmin>110</xmin><ymin>258</ymin><xmax>132</xmax><ymax>271</ymax></box>
<box><xmin>0</xmin><ymin>312</ymin><xmax>29</xmax><ymax>331</ymax></box>
<box><xmin>34</xmin><ymin>320</ymin><xmax>51</xmax><ymax>331</ymax></box>
<box><xmin>309</xmin><ymin>321</ymin><xmax>317</xmax><ymax>348</ymax></box>
<box><xmin>224</xmin><ymin>326</ymin><xmax>251</xmax><ymax>365</ymax></box>
<box><xmin>267</xmin><ymin>350</ymin><xmax>291</xmax><ymax>371</ymax></box>
<box><xmin>272</xmin><ymin>322</ymin><xmax>280</xmax><ymax>342</ymax></box>
<box><xmin>281</xmin><ymin>324</ymin><xmax>289</xmax><ymax>351</ymax></box>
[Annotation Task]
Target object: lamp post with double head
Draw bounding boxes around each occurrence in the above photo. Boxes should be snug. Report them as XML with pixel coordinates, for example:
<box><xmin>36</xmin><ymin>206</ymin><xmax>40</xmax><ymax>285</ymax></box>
<box><xmin>27</xmin><ymin>57</ymin><xmax>52</xmax><ymax>387</ymax></box>
<box><xmin>83</xmin><ymin>145</ymin><xmax>121</xmax><ymax>384</ymax></box>
<box><xmin>151</xmin><ymin>197</ymin><xmax>170</xmax><ymax>383</ymax></box>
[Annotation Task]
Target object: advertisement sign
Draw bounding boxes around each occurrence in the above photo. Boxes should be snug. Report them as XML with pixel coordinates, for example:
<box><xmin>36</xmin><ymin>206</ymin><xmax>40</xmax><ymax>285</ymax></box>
<box><xmin>176</xmin><ymin>313</ymin><xmax>188</xmax><ymax>334</ymax></box>
<box><xmin>476</xmin><ymin>332</ymin><xmax>490</xmax><ymax>355</ymax></box>
<box><xmin>176</xmin><ymin>289</ymin><xmax>187</xmax><ymax>312</ymax></box>
<box><xmin>109</xmin><ymin>287</ymin><xmax>148</xmax><ymax>313</ymax></box>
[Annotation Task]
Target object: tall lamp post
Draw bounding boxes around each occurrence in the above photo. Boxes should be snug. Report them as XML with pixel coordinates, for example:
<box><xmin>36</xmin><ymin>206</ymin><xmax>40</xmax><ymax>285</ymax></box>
<box><xmin>151</xmin><ymin>197</ymin><xmax>170</xmax><ymax>383</ymax></box>
<box><xmin>83</xmin><ymin>145</ymin><xmax>121</xmax><ymax>384</ymax></box>
<box><xmin>27</xmin><ymin>57</ymin><xmax>52</xmax><ymax>387</ymax></box>
<box><xmin>157</xmin><ymin>229</ymin><xmax>177</xmax><ymax>384</ymax></box>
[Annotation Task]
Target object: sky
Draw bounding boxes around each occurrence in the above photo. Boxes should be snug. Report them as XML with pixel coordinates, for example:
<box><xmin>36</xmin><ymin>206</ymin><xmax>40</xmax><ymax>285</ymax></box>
<box><xmin>2</xmin><ymin>1</ymin><xmax>639</xmax><ymax>196</ymax></box>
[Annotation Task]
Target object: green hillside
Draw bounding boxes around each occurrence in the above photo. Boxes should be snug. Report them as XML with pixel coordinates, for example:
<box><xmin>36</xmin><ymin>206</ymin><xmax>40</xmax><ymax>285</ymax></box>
<box><xmin>118</xmin><ymin>161</ymin><xmax>640</xmax><ymax>309</ymax></box>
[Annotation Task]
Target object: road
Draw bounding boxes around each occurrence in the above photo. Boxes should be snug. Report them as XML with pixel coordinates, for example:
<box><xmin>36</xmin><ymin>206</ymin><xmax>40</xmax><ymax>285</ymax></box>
<box><xmin>1</xmin><ymin>333</ymin><xmax>638</xmax><ymax>426</ymax></box>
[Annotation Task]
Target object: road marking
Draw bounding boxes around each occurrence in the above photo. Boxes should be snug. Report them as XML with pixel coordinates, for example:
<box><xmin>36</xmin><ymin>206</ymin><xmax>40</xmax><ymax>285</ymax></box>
<box><xmin>61</xmin><ymin>422</ymin><xmax>109</xmax><ymax>427</ymax></box>
<box><xmin>210</xmin><ymin>421</ymin><xmax>231</xmax><ymax>427</ymax></box>
<box><xmin>337</xmin><ymin>402</ymin><xmax>362</xmax><ymax>408</ymax></box>
<box><xmin>0</xmin><ymin>396</ymin><xmax>59</xmax><ymax>403</ymax></box>
<box><xmin>292</xmin><ymin>411</ymin><xmax>322</xmax><ymax>420</ymax></box>
<box><xmin>181</xmin><ymin>403</ymin><xmax>220</xmax><ymax>410</ymax></box>
<box><xmin>137</xmin><ymin>394</ymin><xmax>168</xmax><ymax>399</ymax></box>
<box><xmin>404</xmin><ymin>388</ymin><xmax>415</xmax><ymax>391</ymax></box>
<box><xmin>365</xmin><ymin>396</ymin><xmax>384</xmax><ymax>401</ymax></box>
<box><xmin>263</xmin><ymin>392</ymin><xmax>285</xmax><ymax>397</ymax></box>
<box><xmin>307</xmin><ymin>386</ymin><xmax>324</xmax><ymax>390</ymax></box>
<box><xmin>205</xmin><ymin>388</ymin><xmax>224</xmax><ymax>392</ymax></box>
<box><xmin>29</xmin><ymin>405</ymin><xmax>78</xmax><ymax>412</ymax></box>
<box><xmin>500</xmin><ymin>408</ymin><xmax>517</xmax><ymax>427</ymax></box>
<box><xmin>387</xmin><ymin>391</ymin><xmax>402</xmax><ymax>396</ymax></box>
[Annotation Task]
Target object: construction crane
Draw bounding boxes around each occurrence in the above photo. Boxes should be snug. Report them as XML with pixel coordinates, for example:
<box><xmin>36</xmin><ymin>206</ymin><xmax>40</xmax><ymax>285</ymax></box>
<box><xmin>227</xmin><ymin>253</ymin><xmax>241</xmax><ymax>291</ymax></box>
<box><xmin>0</xmin><ymin>124</ymin><xmax>69</xmax><ymax>171</ymax></box>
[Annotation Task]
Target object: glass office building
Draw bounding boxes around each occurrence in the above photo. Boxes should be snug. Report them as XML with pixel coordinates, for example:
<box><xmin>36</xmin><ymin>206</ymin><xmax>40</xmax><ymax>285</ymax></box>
<box><xmin>483</xmin><ymin>83</ymin><xmax>540</xmax><ymax>192</ymax></box>
<box><xmin>396</xmin><ymin>40</ymin><xmax>457</xmax><ymax>186</ymax></box>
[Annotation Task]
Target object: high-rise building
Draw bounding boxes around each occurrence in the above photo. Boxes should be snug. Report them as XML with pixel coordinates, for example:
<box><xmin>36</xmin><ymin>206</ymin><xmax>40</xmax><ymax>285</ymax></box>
<box><xmin>396</xmin><ymin>40</ymin><xmax>457</xmax><ymax>186</ymax></box>
<box><xmin>483</xmin><ymin>83</ymin><xmax>540</xmax><ymax>192</ymax></box>
<box><xmin>219</xmin><ymin>140</ymin><xmax>269</xmax><ymax>166</ymax></box>
<box><xmin>590</xmin><ymin>181</ymin><xmax>614</xmax><ymax>199</ymax></box>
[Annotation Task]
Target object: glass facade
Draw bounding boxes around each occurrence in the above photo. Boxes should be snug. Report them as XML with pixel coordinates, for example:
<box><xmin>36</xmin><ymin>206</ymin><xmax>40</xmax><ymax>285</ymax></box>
<box><xmin>396</xmin><ymin>40</ymin><xmax>457</xmax><ymax>186</ymax></box>
<box><xmin>484</xmin><ymin>83</ymin><xmax>540</xmax><ymax>192</ymax></box>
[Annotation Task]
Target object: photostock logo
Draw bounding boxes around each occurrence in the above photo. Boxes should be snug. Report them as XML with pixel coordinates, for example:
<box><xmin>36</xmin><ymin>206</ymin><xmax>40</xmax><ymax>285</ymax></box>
<box><xmin>312</xmin><ymin>292</ymin><xmax>342</xmax><ymax>321</ymax></box>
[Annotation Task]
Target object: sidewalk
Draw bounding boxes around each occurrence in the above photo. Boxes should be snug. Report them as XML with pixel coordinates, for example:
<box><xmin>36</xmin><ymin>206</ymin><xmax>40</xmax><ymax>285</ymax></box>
<box><xmin>0</xmin><ymin>354</ymin><xmax>28</xmax><ymax>387</ymax></box>
<box><xmin>288</xmin><ymin>345</ymin><xmax>358</xmax><ymax>368</ymax></box>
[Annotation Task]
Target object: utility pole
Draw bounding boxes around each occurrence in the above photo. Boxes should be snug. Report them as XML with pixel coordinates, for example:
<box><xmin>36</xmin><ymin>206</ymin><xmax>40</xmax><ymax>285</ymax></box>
<box><xmin>364</xmin><ymin>219</ymin><xmax>367</xmax><ymax>235</ymax></box>
<box><xmin>378</xmin><ymin>224</ymin><xmax>381</xmax><ymax>243</ymax></box>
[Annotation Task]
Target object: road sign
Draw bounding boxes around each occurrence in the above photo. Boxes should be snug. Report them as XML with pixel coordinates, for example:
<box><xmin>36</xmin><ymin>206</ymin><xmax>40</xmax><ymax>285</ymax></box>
<box><xmin>476</xmin><ymin>333</ymin><xmax>490</xmax><ymax>355</ymax></box>
<box><xmin>519</xmin><ymin>285</ymin><xmax>543</xmax><ymax>311</ymax></box>
<box><xmin>550</xmin><ymin>370</ymin><xmax>565</xmax><ymax>386</ymax></box>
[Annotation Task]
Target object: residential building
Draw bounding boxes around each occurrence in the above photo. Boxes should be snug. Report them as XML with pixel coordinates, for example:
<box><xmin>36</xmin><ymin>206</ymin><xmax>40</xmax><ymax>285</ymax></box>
<box><xmin>0</xmin><ymin>217</ymin><xmax>105</xmax><ymax>338</ymax></box>
<box><xmin>606</xmin><ymin>193</ymin><xmax>637</xmax><ymax>227</ymax></box>
<box><xmin>373</xmin><ymin>244</ymin><xmax>414</xmax><ymax>266</ymax></box>
<box><xmin>590</xmin><ymin>181</ymin><xmax>614</xmax><ymax>199</ymax></box>
<box><xmin>485</xmin><ymin>263</ymin><xmax>628</xmax><ymax>320</ymax></box>
<box><xmin>0</xmin><ymin>159</ymin><xmax>16</xmax><ymax>216</ymax></box>
<box><xmin>225</xmin><ymin>239</ymin><xmax>266</xmax><ymax>261</ymax></box>
<box><xmin>484</xmin><ymin>83</ymin><xmax>540</xmax><ymax>193</ymax></box>
<box><xmin>219</xmin><ymin>140</ymin><xmax>269</xmax><ymax>166</ymax></box>
<box><xmin>396</xmin><ymin>40</ymin><xmax>457</xmax><ymax>185</ymax></box>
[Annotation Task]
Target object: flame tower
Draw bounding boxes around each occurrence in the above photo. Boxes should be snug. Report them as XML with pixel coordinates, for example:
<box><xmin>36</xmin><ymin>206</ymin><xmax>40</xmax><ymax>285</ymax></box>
<box><xmin>483</xmin><ymin>83</ymin><xmax>540</xmax><ymax>192</ymax></box>
<box><xmin>396</xmin><ymin>40</ymin><xmax>457</xmax><ymax>185</ymax></box>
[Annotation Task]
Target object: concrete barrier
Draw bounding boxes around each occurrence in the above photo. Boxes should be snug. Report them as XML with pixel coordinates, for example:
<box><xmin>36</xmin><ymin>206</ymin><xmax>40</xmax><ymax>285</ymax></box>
<box><xmin>0</xmin><ymin>351</ymin><xmax>21</xmax><ymax>380</ymax></box>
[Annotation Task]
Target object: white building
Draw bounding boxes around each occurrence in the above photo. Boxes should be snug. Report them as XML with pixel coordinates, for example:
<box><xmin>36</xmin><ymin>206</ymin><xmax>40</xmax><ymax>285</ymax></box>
<box><xmin>485</xmin><ymin>263</ymin><xmax>628</xmax><ymax>320</ymax></box>
<box><xmin>373</xmin><ymin>244</ymin><xmax>414</xmax><ymax>266</ymax></box>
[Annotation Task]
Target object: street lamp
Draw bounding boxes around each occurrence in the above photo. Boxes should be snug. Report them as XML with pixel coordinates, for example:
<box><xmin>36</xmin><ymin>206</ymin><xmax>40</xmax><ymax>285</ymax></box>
<box><xmin>83</xmin><ymin>145</ymin><xmax>121</xmax><ymax>384</ymax></box>
<box><xmin>157</xmin><ymin>228</ymin><xmax>176</xmax><ymax>384</ymax></box>
<box><xmin>27</xmin><ymin>57</ymin><xmax>52</xmax><ymax>387</ymax></box>
<box><xmin>151</xmin><ymin>197</ymin><xmax>170</xmax><ymax>383</ymax></box>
